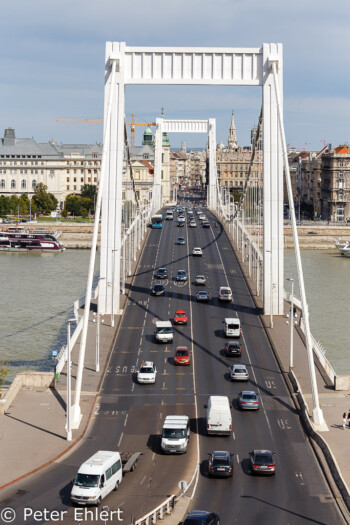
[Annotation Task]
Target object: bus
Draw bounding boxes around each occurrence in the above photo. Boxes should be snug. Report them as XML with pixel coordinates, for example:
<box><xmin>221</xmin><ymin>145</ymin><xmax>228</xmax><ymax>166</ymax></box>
<box><xmin>151</xmin><ymin>214</ymin><xmax>163</xmax><ymax>229</ymax></box>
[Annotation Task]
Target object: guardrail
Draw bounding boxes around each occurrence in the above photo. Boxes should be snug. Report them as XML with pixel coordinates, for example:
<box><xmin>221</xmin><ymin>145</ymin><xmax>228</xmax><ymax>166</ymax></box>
<box><xmin>134</xmin><ymin>495</ymin><xmax>176</xmax><ymax>525</ymax></box>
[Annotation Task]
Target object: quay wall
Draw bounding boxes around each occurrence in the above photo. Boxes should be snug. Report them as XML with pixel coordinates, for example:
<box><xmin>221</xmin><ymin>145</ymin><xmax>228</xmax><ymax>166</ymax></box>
<box><xmin>2</xmin><ymin>222</ymin><xmax>350</xmax><ymax>249</ymax></box>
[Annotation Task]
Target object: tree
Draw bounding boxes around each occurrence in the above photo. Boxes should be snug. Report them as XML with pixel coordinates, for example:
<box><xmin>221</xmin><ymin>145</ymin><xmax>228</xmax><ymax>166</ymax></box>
<box><xmin>33</xmin><ymin>183</ymin><xmax>57</xmax><ymax>214</ymax></box>
<box><xmin>80</xmin><ymin>185</ymin><xmax>96</xmax><ymax>213</ymax></box>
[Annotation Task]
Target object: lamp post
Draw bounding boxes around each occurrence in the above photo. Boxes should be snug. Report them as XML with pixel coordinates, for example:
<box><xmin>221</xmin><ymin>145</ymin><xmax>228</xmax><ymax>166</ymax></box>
<box><xmin>286</xmin><ymin>277</ymin><xmax>294</xmax><ymax>369</ymax></box>
<box><xmin>29</xmin><ymin>194</ymin><xmax>32</xmax><ymax>222</ymax></box>
<box><xmin>66</xmin><ymin>318</ymin><xmax>76</xmax><ymax>441</ymax></box>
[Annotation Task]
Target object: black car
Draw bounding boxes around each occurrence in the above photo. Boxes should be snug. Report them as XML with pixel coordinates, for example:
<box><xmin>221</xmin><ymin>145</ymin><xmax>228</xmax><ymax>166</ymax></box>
<box><xmin>224</xmin><ymin>341</ymin><xmax>241</xmax><ymax>357</ymax></box>
<box><xmin>208</xmin><ymin>450</ymin><xmax>233</xmax><ymax>478</ymax></box>
<box><xmin>249</xmin><ymin>449</ymin><xmax>276</xmax><ymax>475</ymax></box>
<box><xmin>183</xmin><ymin>510</ymin><xmax>220</xmax><ymax>524</ymax></box>
<box><xmin>152</xmin><ymin>284</ymin><xmax>165</xmax><ymax>296</ymax></box>
<box><xmin>155</xmin><ymin>267</ymin><xmax>168</xmax><ymax>279</ymax></box>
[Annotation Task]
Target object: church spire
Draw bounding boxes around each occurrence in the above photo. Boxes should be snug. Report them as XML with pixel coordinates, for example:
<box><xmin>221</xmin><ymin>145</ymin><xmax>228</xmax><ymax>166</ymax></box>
<box><xmin>228</xmin><ymin>111</ymin><xmax>238</xmax><ymax>151</ymax></box>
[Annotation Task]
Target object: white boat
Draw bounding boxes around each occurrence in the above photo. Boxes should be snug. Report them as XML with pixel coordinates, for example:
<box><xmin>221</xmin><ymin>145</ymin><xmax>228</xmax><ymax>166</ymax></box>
<box><xmin>335</xmin><ymin>237</ymin><xmax>350</xmax><ymax>257</ymax></box>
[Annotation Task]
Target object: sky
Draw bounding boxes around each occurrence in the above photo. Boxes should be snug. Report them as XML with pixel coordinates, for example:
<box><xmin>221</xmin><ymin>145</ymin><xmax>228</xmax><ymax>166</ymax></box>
<box><xmin>0</xmin><ymin>0</ymin><xmax>349</xmax><ymax>151</ymax></box>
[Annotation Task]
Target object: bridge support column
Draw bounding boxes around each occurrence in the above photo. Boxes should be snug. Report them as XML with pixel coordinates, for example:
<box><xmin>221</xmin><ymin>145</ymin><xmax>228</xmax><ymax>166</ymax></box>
<box><xmin>153</xmin><ymin>120</ymin><xmax>163</xmax><ymax>211</ymax></box>
<box><xmin>262</xmin><ymin>43</ymin><xmax>284</xmax><ymax>316</ymax></box>
<box><xmin>99</xmin><ymin>42</ymin><xmax>125</xmax><ymax>316</ymax></box>
<box><xmin>208</xmin><ymin>118</ymin><xmax>217</xmax><ymax>210</ymax></box>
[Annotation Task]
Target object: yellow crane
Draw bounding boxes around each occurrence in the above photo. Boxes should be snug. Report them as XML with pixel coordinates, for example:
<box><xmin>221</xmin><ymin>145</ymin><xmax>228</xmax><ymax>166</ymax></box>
<box><xmin>56</xmin><ymin>114</ymin><xmax>156</xmax><ymax>147</ymax></box>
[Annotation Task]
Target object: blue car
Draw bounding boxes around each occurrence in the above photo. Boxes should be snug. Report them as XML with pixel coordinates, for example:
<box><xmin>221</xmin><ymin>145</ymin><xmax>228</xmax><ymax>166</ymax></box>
<box><xmin>176</xmin><ymin>270</ymin><xmax>188</xmax><ymax>282</ymax></box>
<box><xmin>183</xmin><ymin>510</ymin><xmax>220</xmax><ymax>524</ymax></box>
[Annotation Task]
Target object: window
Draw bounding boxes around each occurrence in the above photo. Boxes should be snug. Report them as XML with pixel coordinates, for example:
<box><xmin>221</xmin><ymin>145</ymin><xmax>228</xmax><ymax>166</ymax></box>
<box><xmin>0</xmin><ymin>179</ymin><xmax>5</xmax><ymax>188</ymax></box>
<box><xmin>32</xmin><ymin>180</ymin><xmax>37</xmax><ymax>189</ymax></box>
<box><xmin>21</xmin><ymin>180</ymin><xmax>26</xmax><ymax>189</ymax></box>
<box><xmin>73</xmin><ymin>185</ymin><xmax>77</xmax><ymax>190</ymax></box>
<box><xmin>11</xmin><ymin>179</ymin><xmax>16</xmax><ymax>189</ymax></box>
<box><xmin>67</xmin><ymin>185</ymin><xmax>70</xmax><ymax>190</ymax></box>
<box><xmin>88</xmin><ymin>177</ymin><xmax>91</xmax><ymax>182</ymax></box>
<box><xmin>67</xmin><ymin>177</ymin><xmax>70</xmax><ymax>182</ymax></box>
<box><xmin>81</xmin><ymin>178</ymin><xmax>84</xmax><ymax>182</ymax></box>
<box><xmin>111</xmin><ymin>460</ymin><xmax>121</xmax><ymax>474</ymax></box>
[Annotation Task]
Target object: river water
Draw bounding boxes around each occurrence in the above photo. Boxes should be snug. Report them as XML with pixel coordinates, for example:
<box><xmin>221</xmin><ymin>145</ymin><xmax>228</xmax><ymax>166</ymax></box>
<box><xmin>0</xmin><ymin>250</ymin><xmax>99</xmax><ymax>384</ymax></box>
<box><xmin>0</xmin><ymin>247</ymin><xmax>349</xmax><ymax>385</ymax></box>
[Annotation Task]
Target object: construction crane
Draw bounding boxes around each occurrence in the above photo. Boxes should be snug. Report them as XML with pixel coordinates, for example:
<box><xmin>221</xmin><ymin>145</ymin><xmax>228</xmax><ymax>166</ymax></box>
<box><xmin>56</xmin><ymin>118</ymin><xmax>103</xmax><ymax>124</ymax></box>
<box><xmin>56</xmin><ymin>114</ymin><xmax>156</xmax><ymax>147</ymax></box>
<box><xmin>125</xmin><ymin>114</ymin><xmax>156</xmax><ymax>147</ymax></box>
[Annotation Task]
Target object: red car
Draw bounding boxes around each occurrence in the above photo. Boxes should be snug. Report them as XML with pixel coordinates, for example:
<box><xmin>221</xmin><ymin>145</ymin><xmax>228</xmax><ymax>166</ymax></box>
<box><xmin>174</xmin><ymin>309</ymin><xmax>188</xmax><ymax>325</ymax></box>
<box><xmin>174</xmin><ymin>346</ymin><xmax>191</xmax><ymax>365</ymax></box>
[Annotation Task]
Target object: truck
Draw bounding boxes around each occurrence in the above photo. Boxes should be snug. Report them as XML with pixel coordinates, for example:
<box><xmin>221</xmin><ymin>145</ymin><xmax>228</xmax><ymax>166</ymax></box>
<box><xmin>154</xmin><ymin>320</ymin><xmax>174</xmax><ymax>343</ymax></box>
<box><xmin>161</xmin><ymin>415</ymin><xmax>190</xmax><ymax>454</ymax></box>
<box><xmin>71</xmin><ymin>450</ymin><xmax>142</xmax><ymax>506</ymax></box>
<box><xmin>206</xmin><ymin>396</ymin><xmax>232</xmax><ymax>436</ymax></box>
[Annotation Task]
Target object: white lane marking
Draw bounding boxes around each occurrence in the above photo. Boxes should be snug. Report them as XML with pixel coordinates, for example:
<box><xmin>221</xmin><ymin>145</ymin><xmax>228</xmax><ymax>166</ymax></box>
<box><xmin>118</xmin><ymin>432</ymin><xmax>123</xmax><ymax>447</ymax></box>
<box><xmin>124</xmin><ymin>413</ymin><xmax>128</xmax><ymax>427</ymax></box>
<box><xmin>131</xmin><ymin>383</ymin><xmax>135</xmax><ymax>392</ymax></box>
<box><xmin>236</xmin><ymin>455</ymin><xmax>240</xmax><ymax>464</ymax></box>
<box><xmin>232</xmin><ymin>432</ymin><xmax>236</xmax><ymax>440</ymax></box>
<box><xmin>140</xmin><ymin>475</ymin><xmax>147</xmax><ymax>485</ymax></box>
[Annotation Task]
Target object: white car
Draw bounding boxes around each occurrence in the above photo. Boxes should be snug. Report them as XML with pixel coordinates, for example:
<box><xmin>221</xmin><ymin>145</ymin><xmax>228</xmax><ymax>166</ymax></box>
<box><xmin>137</xmin><ymin>361</ymin><xmax>157</xmax><ymax>384</ymax></box>
<box><xmin>192</xmin><ymin>247</ymin><xmax>203</xmax><ymax>256</ymax></box>
<box><xmin>189</xmin><ymin>221</ymin><xmax>197</xmax><ymax>227</ymax></box>
<box><xmin>229</xmin><ymin>364</ymin><xmax>249</xmax><ymax>381</ymax></box>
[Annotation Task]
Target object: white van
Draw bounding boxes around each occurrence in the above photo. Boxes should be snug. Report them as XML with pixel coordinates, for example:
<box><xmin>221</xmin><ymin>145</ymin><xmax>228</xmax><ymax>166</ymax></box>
<box><xmin>206</xmin><ymin>396</ymin><xmax>232</xmax><ymax>436</ymax></box>
<box><xmin>224</xmin><ymin>317</ymin><xmax>241</xmax><ymax>338</ymax></box>
<box><xmin>155</xmin><ymin>320</ymin><xmax>174</xmax><ymax>343</ymax></box>
<box><xmin>161</xmin><ymin>415</ymin><xmax>190</xmax><ymax>454</ymax></box>
<box><xmin>219</xmin><ymin>286</ymin><xmax>233</xmax><ymax>302</ymax></box>
<box><xmin>71</xmin><ymin>451</ymin><xmax>122</xmax><ymax>506</ymax></box>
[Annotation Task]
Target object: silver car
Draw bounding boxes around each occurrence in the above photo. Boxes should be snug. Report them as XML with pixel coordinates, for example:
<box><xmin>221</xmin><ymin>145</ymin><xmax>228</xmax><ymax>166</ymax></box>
<box><xmin>238</xmin><ymin>390</ymin><xmax>259</xmax><ymax>409</ymax></box>
<box><xmin>229</xmin><ymin>364</ymin><xmax>249</xmax><ymax>381</ymax></box>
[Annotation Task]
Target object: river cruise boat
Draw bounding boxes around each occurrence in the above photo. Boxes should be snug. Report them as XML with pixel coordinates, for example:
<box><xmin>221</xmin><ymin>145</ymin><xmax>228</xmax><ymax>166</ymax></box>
<box><xmin>0</xmin><ymin>227</ymin><xmax>65</xmax><ymax>252</ymax></box>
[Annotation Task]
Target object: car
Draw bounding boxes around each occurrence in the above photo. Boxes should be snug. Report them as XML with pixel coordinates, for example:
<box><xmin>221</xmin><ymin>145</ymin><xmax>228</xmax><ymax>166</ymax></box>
<box><xmin>308</xmin><ymin>231</ymin><xmax>318</xmax><ymax>235</ymax></box>
<box><xmin>192</xmin><ymin>247</ymin><xmax>203</xmax><ymax>256</ymax></box>
<box><xmin>177</xmin><ymin>221</ymin><xmax>185</xmax><ymax>227</ymax></box>
<box><xmin>152</xmin><ymin>283</ymin><xmax>165</xmax><ymax>296</ymax></box>
<box><xmin>196</xmin><ymin>290</ymin><xmax>209</xmax><ymax>302</ymax></box>
<box><xmin>238</xmin><ymin>390</ymin><xmax>260</xmax><ymax>410</ymax></box>
<box><xmin>137</xmin><ymin>361</ymin><xmax>157</xmax><ymax>384</ymax></box>
<box><xmin>176</xmin><ymin>270</ymin><xmax>188</xmax><ymax>282</ymax></box>
<box><xmin>198</xmin><ymin>214</ymin><xmax>206</xmax><ymax>220</ymax></box>
<box><xmin>195</xmin><ymin>275</ymin><xmax>206</xmax><ymax>286</ymax></box>
<box><xmin>249</xmin><ymin>449</ymin><xmax>276</xmax><ymax>475</ymax></box>
<box><xmin>189</xmin><ymin>221</ymin><xmax>197</xmax><ymax>227</ymax></box>
<box><xmin>183</xmin><ymin>510</ymin><xmax>220</xmax><ymax>525</ymax></box>
<box><xmin>155</xmin><ymin>267</ymin><xmax>168</xmax><ymax>279</ymax></box>
<box><xmin>208</xmin><ymin>450</ymin><xmax>234</xmax><ymax>478</ymax></box>
<box><xmin>174</xmin><ymin>309</ymin><xmax>188</xmax><ymax>324</ymax></box>
<box><xmin>229</xmin><ymin>364</ymin><xmax>249</xmax><ymax>381</ymax></box>
<box><xmin>174</xmin><ymin>346</ymin><xmax>191</xmax><ymax>365</ymax></box>
<box><xmin>177</xmin><ymin>237</ymin><xmax>186</xmax><ymax>245</ymax></box>
<box><xmin>225</xmin><ymin>341</ymin><xmax>241</xmax><ymax>357</ymax></box>
<box><xmin>202</xmin><ymin>221</ymin><xmax>210</xmax><ymax>228</ymax></box>
<box><xmin>219</xmin><ymin>286</ymin><xmax>233</xmax><ymax>301</ymax></box>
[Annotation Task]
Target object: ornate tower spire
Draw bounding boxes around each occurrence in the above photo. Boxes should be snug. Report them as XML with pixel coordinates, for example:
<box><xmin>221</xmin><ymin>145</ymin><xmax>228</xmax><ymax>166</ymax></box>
<box><xmin>228</xmin><ymin>111</ymin><xmax>238</xmax><ymax>150</ymax></box>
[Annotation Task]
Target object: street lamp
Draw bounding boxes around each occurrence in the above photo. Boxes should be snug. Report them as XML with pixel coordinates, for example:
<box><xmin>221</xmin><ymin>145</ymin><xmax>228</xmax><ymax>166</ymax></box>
<box><xmin>66</xmin><ymin>317</ymin><xmax>76</xmax><ymax>441</ymax></box>
<box><xmin>286</xmin><ymin>277</ymin><xmax>294</xmax><ymax>369</ymax></box>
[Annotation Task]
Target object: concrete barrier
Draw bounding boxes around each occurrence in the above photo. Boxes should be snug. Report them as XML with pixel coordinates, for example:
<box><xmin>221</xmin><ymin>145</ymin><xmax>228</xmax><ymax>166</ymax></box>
<box><xmin>0</xmin><ymin>372</ymin><xmax>54</xmax><ymax>415</ymax></box>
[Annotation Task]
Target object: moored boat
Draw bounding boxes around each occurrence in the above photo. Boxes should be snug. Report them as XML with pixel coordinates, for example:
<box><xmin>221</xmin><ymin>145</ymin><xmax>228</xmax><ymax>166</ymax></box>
<box><xmin>0</xmin><ymin>227</ymin><xmax>65</xmax><ymax>252</ymax></box>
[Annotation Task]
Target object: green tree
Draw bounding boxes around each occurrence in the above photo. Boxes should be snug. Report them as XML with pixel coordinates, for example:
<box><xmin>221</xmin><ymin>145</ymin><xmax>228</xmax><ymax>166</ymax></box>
<box><xmin>33</xmin><ymin>183</ymin><xmax>57</xmax><ymax>214</ymax></box>
<box><xmin>65</xmin><ymin>194</ymin><xmax>82</xmax><ymax>216</ymax></box>
<box><xmin>19</xmin><ymin>193</ymin><xmax>30</xmax><ymax>215</ymax></box>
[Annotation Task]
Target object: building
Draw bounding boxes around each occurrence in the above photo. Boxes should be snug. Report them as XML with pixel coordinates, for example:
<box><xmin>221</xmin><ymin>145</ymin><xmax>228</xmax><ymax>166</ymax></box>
<box><xmin>0</xmin><ymin>127</ymin><xmax>102</xmax><ymax>209</ymax></box>
<box><xmin>216</xmin><ymin>113</ymin><xmax>263</xmax><ymax>194</ymax></box>
<box><xmin>321</xmin><ymin>145</ymin><xmax>350</xmax><ymax>222</ymax></box>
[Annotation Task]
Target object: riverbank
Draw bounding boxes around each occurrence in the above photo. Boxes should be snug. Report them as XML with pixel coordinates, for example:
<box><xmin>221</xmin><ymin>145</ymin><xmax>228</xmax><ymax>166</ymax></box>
<box><xmin>2</xmin><ymin>221</ymin><xmax>350</xmax><ymax>249</ymax></box>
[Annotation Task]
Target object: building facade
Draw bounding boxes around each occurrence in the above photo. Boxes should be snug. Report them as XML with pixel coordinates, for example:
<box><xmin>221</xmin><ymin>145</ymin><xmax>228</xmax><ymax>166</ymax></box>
<box><xmin>0</xmin><ymin>128</ymin><xmax>102</xmax><ymax>209</ymax></box>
